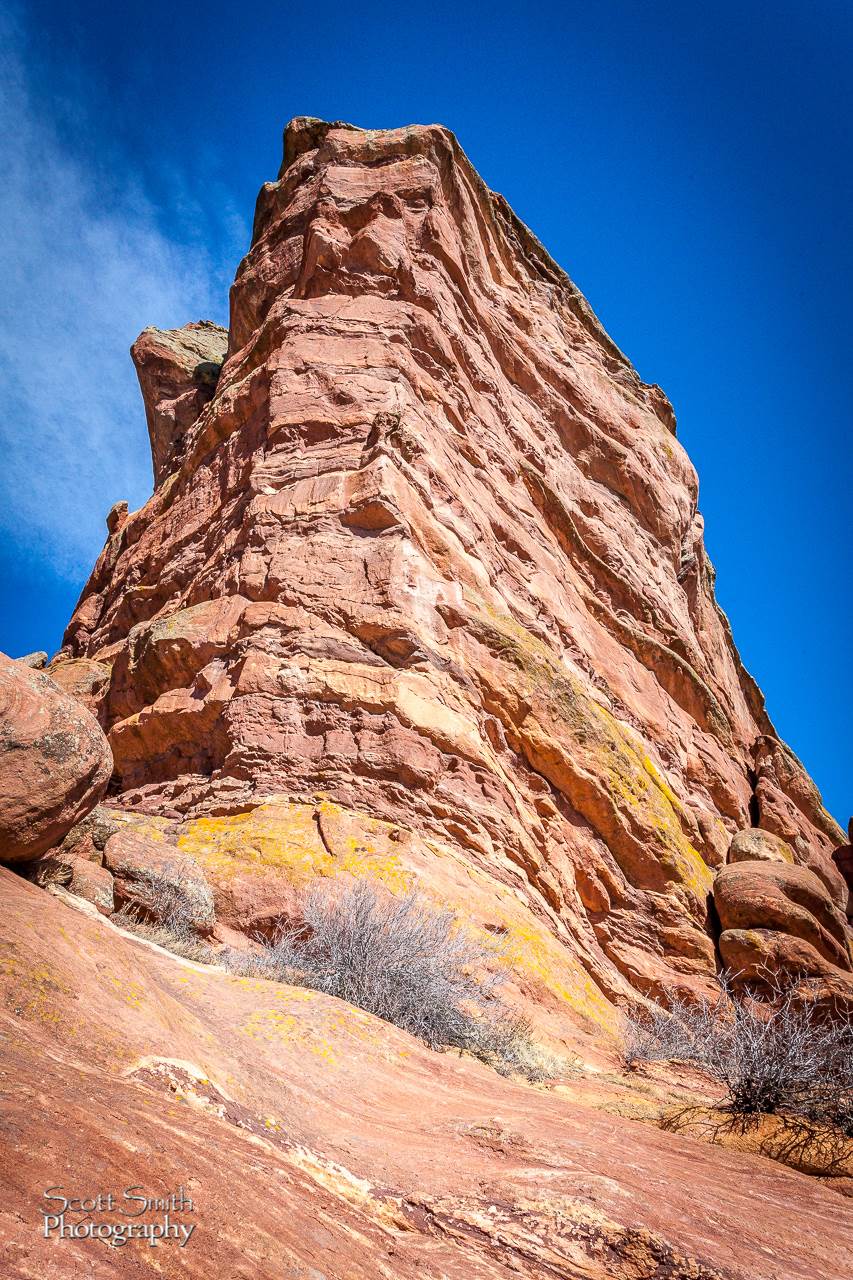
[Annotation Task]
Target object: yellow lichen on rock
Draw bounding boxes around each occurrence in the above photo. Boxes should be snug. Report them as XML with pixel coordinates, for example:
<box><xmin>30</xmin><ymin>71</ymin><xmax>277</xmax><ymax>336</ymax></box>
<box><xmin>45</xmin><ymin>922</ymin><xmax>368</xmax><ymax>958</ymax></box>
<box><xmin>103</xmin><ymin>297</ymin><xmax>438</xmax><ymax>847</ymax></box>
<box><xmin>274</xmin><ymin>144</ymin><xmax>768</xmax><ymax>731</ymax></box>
<box><xmin>176</xmin><ymin>801</ymin><xmax>410</xmax><ymax>891</ymax></box>
<box><xmin>461</xmin><ymin>603</ymin><xmax>712</xmax><ymax>912</ymax></box>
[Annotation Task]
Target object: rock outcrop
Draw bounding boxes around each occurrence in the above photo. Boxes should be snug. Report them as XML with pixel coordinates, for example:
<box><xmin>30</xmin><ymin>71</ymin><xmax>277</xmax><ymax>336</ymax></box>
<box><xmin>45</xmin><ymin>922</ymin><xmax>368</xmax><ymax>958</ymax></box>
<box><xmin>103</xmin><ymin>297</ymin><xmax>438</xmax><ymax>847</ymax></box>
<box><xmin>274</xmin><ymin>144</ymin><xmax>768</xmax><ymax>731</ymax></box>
<box><xmin>715</xmin><ymin>859</ymin><xmax>852</xmax><ymax>980</ymax></box>
<box><xmin>50</xmin><ymin>118</ymin><xmax>848</xmax><ymax>1015</ymax></box>
<box><xmin>0</xmin><ymin>651</ymin><xmax>112</xmax><ymax>862</ymax></box>
<box><xmin>1</xmin><ymin>867</ymin><xmax>850</xmax><ymax>1280</ymax></box>
<box><xmin>2</xmin><ymin>115</ymin><xmax>851</xmax><ymax>1278</ymax></box>
<box><xmin>131</xmin><ymin>320</ymin><xmax>228</xmax><ymax>485</ymax></box>
<box><xmin>833</xmin><ymin>820</ymin><xmax>853</xmax><ymax>923</ymax></box>
<box><xmin>15</xmin><ymin>651</ymin><xmax>47</xmax><ymax>669</ymax></box>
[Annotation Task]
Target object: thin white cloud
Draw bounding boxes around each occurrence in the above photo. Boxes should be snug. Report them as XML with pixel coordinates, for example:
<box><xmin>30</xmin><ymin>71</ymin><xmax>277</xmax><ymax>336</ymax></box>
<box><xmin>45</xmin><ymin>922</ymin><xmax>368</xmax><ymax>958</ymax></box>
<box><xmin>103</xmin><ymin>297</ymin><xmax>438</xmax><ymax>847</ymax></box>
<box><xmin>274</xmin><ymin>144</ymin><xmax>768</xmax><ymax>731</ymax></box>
<box><xmin>0</xmin><ymin>9</ymin><xmax>245</xmax><ymax>578</ymax></box>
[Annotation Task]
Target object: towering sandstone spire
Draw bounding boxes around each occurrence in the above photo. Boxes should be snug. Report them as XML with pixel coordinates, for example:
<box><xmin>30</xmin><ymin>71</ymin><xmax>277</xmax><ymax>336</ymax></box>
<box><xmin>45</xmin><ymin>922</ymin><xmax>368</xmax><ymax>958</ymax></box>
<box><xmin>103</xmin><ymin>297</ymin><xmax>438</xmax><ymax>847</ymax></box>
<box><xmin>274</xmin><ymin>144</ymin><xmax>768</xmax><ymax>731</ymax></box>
<box><xmin>54</xmin><ymin>118</ymin><xmax>848</xmax><ymax>1018</ymax></box>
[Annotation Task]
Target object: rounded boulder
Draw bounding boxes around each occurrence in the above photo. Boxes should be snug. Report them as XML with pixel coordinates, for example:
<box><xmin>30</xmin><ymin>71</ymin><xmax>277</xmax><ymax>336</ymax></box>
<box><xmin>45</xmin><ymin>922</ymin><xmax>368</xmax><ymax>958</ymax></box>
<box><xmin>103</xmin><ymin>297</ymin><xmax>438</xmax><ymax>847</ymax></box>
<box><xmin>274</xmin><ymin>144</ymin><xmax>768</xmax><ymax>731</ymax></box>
<box><xmin>714</xmin><ymin>859</ymin><xmax>852</xmax><ymax>976</ymax></box>
<box><xmin>0</xmin><ymin>652</ymin><xmax>113</xmax><ymax>863</ymax></box>
<box><xmin>727</xmin><ymin>827</ymin><xmax>794</xmax><ymax>866</ymax></box>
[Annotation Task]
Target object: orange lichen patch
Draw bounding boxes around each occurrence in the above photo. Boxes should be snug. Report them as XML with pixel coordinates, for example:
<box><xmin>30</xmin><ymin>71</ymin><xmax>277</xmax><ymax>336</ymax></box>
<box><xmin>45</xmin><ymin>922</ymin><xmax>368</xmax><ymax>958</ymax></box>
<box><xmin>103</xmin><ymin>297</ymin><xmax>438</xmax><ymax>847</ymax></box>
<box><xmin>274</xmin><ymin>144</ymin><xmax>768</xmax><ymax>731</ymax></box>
<box><xmin>591</xmin><ymin>701</ymin><xmax>713</xmax><ymax>904</ymax></box>
<box><xmin>640</xmin><ymin>753</ymin><xmax>682</xmax><ymax>814</ymax></box>
<box><xmin>396</xmin><ymin>852</ymin><xmax>615</xmax><ymax>1031</ymax></box>
<box><xmin>323</xmin><ymin>806</ymin><xmax>613</xmax><ymax>1031</ymax></box>
<box><xmin>106</xmin><ymin>973</ymin><xmax>148</xmax><ymax>1010</ymax></box>
<box><xmin>108</xmin><ymin>809</ymin><xmax>174</xmax><ymax>842</ymax></box>
<box><xmin>373</xmin><ymin>828</ymin><xmax>618</xmax><ymax>1034</ymax></box>
<box><xmin>0</xmin><ymin>939</ymin><xmax>19</xmax><ymax>978</ymax></box>
<box><xmin>0</xmin><ymin>949</ymin><xmax>73</xmax><ymax>1031</ymax></box>
<box><xmin>497</xmin><ymin>915</ymin><xmax>616</xmax><ymax>1032</ymax></box>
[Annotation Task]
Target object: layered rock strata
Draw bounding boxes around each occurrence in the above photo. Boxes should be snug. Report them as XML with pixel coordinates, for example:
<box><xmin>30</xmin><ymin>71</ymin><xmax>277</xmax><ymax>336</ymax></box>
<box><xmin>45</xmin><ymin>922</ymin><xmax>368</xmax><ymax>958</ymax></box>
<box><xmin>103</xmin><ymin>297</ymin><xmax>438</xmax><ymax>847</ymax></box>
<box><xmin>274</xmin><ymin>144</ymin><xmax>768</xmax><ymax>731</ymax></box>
<box><xmin>51</xmin><ymin>118</ymin><xmax>849</xmax><ymax>1016</ymax></box>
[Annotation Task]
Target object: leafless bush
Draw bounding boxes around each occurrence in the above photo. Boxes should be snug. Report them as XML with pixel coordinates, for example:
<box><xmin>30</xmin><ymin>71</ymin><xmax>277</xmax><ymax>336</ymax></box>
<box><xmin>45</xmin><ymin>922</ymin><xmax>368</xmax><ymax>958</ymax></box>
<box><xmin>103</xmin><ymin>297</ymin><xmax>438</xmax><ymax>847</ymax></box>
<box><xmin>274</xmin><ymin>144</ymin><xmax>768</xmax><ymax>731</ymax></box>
<box><xmin>115</xmin><ymin>860</ymin><xmax>210</xmax><ymax>941</ymax></box>
<box><xmin>26</xmin><ymin>855</ymin><xmax>73</xmax><ymax>890</ymax></box>
<box><xmin>107</xmin><ymin>871</ymin><xmax>559</xmax><ymax>1080</ymax></box>
<box><xmin>111</xmin><ymin>860</ymin><xmax>214</xmax><ymax>960</ymax></box>
<box><xmin>622</xmin><ymin>974</ymin><xmax>853</xmax><ymax>1137</ymax></box>
<box><xmin>622</xmin><ymin>995</ymin><xmax>710</xmax><ymax>1070</ymax></box>
<box><xmin>111</xmin><ymin>902</ymin><xmax>216</xmax><ymax>963</ymax></box>
<box><xmin>227</xmin><ymin>880</ymin><xmax>557</xmax><ymax>1079</ymax></box>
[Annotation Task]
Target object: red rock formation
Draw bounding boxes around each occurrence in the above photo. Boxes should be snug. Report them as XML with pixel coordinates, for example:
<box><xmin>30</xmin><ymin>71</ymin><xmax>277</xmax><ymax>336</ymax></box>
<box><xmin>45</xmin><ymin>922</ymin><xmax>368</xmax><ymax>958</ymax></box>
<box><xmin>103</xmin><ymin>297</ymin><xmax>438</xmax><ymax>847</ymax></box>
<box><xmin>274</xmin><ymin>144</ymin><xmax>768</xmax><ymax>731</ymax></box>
<box><xmin>1</xmin><ymin>868</ymin><xmax>850</xmax><ymax>1279</ymax></box>
<box><xmin>2</xmin><ymin>116</ymin><xmax>852</xmax><ymax>1278</ymax></box>
<box><xmin>54</xmin><ymin>117</ymin><xmax>849</xmax><ymax>1015</ymax></box>
<box><xmin>833</xmin><ymin>819</ymin><xmax>853</xmax><ymax>922</ymax></box>
<box><xmin>131</xmin><ymin>320</ymin><xmax>228</xmax><ymax>485</ymax></box>
<box><xmin>715</xmin><ymin>858</ymin><xmax>852</xmax><ymax>978</ymax></box>
<box><xmin>45</xmin><ymin>654</ymin><xmax>111</xmax><ymax>721</ymax></box>
<box><xmin>0</xmin><ymin>651</ymin><xmax>112</xmax><ymax>862</ymax></box>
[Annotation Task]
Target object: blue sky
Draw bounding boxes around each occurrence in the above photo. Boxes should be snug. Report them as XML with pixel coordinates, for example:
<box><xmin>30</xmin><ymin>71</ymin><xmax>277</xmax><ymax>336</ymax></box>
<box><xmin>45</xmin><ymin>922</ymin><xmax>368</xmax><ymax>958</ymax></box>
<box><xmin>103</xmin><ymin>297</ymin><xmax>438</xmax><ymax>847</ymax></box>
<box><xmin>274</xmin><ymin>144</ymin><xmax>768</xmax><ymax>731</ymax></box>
<box><xmin>1</xmin><ymin>0</ymin><xmax>850</xmax><ymax>826</ymax></box>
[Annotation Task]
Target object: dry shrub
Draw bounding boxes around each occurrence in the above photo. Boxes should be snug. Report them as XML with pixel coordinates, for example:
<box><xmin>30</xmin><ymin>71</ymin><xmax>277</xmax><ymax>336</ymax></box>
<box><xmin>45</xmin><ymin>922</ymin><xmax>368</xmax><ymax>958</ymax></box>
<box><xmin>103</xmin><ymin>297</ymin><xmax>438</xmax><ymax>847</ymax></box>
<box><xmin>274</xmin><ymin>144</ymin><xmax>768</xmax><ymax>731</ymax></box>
<box><xmin>108</xmin><ymin>871</ymin><xmax>560</xmax><ymax>1081</ymax></box>
<box><xmin>111</xmin><ymin>903</ymin><xmax>216</xmax><ymax>963</ymax></box>
<box><xmin>111</xmin><ymin>860</ymin><xmax>214</xmax><ymax>961</ymax></box>
<box><xmin>622</xmin><ymin>973</ymin><xmax>853</xmax><ymax>1159</ymax></box>
<box><xmin>225</xmin><ymin>880</ymin><xmax>558</xmax><ymax>1080</ymax></box>
<box><xmin>121</xmin><ymin>857</ymin><xmax>213</xmax><ymax>935</ymax></box>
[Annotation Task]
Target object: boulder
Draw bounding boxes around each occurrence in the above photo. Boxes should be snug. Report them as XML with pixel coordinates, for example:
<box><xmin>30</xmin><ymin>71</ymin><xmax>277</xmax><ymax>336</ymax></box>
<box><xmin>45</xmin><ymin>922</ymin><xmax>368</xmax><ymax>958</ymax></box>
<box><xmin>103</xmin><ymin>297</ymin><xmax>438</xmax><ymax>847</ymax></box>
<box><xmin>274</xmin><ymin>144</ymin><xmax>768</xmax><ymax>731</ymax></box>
<box><xmin>16</xmin><ymin>650</ymin><xmax>47</xmax><ymax>669</ymax></box>
<box><xmin>714</xmin><ymin>859</ymin><xmax>852</xmax><ymax>979</ymax></box>
<box><xmin>727</xmin><ymin>827</ymin><xmax>794</xmax><ymax>865</ymax></box>
<box><xmin>0</xmin><ymin>651</ymin><xmax>112</xmax><ymax>863</ymax></box>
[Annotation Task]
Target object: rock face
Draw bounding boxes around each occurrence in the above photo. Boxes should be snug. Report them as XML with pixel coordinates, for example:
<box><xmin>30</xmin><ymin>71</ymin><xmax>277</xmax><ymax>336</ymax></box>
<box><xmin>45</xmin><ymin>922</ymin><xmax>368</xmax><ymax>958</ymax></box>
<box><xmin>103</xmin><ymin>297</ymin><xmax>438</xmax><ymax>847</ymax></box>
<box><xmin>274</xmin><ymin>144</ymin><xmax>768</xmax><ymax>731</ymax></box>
<box><xmin>1</xmin><ymin>867</ymin><xmax>850</xmax><ymax>1280</ymax></box>
<box><xmin>45</xmin><ymin>655</ymin><xmax>111</xmax><ymax>722</ymax></box>
<box><xmin>54</xmin><ymin>118</ymin><xmax>849</xmax><ymax>1012</ymax></box>
<box><xmin>0</xmin><ymin>651</ymin><xmax>112</xmax><ymax>862</ymax></box>
<box><xmin>833</xmin><ymin>820</ymin><xmax>853</xmax><ymax>923</ymax></box>
<box><xmin>131</xmin><ymin>320</ymin><xmax>228</xmax><ymax>485</ymax></box>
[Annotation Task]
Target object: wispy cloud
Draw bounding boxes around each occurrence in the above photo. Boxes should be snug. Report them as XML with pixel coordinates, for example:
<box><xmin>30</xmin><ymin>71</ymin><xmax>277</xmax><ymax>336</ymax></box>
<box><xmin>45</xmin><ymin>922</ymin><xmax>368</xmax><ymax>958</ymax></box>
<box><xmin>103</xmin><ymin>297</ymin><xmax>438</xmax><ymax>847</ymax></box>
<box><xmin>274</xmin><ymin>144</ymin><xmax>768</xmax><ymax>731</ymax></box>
<box><xmin>0</xmin><ymin>8</ymin><xmax>246</xmax><ymax>578</ymax></box>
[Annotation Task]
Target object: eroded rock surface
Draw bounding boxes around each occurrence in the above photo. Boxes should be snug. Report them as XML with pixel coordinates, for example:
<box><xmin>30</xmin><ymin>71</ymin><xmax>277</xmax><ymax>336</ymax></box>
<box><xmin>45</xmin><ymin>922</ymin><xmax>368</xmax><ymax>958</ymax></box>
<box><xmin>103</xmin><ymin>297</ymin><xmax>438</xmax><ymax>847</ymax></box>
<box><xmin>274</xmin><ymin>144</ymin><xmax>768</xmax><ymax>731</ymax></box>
<box><xmin>834</xmin><ymin>820</ymin><xmax>853</xmax><ymax>923</ymax></box>
<box><xmin>53</xmin><ymin>118</ymin><xmax>848</xmax><ymax>1013</ymax></box>
<box><xmin>0</xmin><ymin>651</ymin><xmax>112</xmax><ymax>862</ymax></box>
<box><xmin>1</xmin><ymin>869</ymin><xmax>850</xmax><ymax>1280</ymax></box>
<box><xmin>45</xmin><ymin>655</ymin><xmax>111</xmax><ymax>722</ymax></box>
<box><xmin>715</xmin><ymin>859</ymin><xmax>852</xmax><ymax>981</ymax></box>
<box><xmin>131</xmin><ymin>320</ymin><xmax>228</xmax><ymax>485</ymax></box>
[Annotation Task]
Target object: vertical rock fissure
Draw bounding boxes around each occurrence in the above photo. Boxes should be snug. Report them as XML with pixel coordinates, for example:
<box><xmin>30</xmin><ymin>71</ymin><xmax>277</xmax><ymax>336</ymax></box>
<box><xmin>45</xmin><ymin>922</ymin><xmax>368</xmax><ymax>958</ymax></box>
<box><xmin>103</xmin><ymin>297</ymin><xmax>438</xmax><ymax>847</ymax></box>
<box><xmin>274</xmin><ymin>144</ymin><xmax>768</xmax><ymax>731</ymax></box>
<box><xmin>747</xmin><ymin>767</ymin><xmax>761</xmax><ymax>828</ymax></box>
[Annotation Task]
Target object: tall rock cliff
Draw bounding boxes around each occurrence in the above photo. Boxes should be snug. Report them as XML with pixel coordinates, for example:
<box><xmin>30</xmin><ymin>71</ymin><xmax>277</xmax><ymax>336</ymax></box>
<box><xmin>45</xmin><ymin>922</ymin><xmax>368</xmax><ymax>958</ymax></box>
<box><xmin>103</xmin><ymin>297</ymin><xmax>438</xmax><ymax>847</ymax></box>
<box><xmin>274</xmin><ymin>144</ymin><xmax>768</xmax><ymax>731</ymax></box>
<box><xmin>53</xmin><ymin>118</ymin><xmax>848</xmax><ymax>1024</ymax></box>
